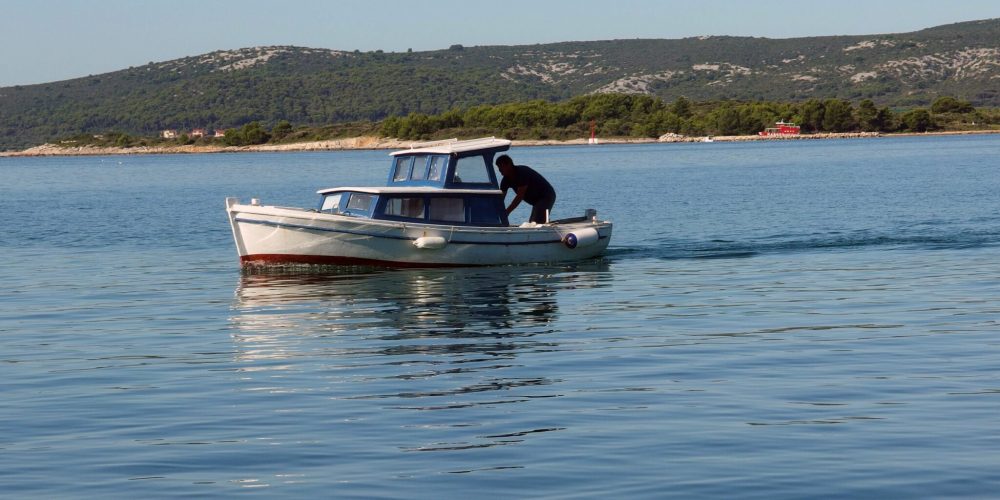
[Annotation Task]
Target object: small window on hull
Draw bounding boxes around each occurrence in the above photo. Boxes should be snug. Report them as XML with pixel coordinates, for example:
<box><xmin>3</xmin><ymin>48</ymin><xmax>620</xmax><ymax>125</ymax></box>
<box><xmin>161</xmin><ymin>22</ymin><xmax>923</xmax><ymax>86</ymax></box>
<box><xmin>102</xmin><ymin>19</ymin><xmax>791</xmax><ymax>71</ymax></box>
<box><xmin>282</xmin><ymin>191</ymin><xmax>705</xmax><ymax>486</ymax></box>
<box><xmin>384</xmin><ymin>197</ymin><xmax>426</xmax><ymax>219</ymax></box>
<box><xmin>429</xmin><ymin>198</ymin><xmax>465</xmax><ymax>222</ymax></box>
<box><xmin>469</xmin><ymin>197</ymin><xmax>504</xmax><ymax>225</ymax></box>
<box><xmin>346</xmin><ymin>193</ymin><xmax>374</xmax><ymax>212</ymax></box>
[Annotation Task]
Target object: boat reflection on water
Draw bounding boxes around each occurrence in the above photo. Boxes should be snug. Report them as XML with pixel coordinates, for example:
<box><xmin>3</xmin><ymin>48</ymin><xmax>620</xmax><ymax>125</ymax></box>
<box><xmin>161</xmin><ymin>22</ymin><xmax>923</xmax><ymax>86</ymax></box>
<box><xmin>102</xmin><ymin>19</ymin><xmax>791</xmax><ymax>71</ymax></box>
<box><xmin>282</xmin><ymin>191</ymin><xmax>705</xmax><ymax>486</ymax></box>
<box><xmin>229</xmin><ymin>262</ymin><xmax>611</xmax><ymax>455</ymax></box>
<box><xmin>231</xmin><ymin>264</ymin><xmax>604</xmax><ymax>341</ymax></box>
<box><xmin>230</xmin><ymin>262</ymin><xmax>613</xmax><ymax>363</ymax></box>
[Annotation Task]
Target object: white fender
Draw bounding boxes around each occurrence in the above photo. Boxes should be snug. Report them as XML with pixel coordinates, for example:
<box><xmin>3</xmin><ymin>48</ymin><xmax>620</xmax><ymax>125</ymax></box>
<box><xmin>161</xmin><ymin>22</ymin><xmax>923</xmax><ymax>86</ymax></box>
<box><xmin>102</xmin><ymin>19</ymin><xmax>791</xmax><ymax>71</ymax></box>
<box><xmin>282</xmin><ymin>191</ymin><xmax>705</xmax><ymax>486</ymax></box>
<box><xmin>413</xmin><ymin>236</ymin><xmax>447</xmax><ymax>250</ymax></box>
<box><xmin>563</xmin><ymin>227</ymin><xmax>599</xmax><ymax>249</ymax></box>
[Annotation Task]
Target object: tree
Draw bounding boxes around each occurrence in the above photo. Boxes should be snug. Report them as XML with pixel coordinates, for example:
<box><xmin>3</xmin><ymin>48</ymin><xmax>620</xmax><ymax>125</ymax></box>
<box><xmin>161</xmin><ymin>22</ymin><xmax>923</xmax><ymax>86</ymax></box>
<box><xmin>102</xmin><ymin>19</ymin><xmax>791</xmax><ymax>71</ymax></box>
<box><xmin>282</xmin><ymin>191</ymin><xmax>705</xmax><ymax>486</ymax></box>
<box><xmin>581</xmin><ymin>93</ymin><xmax>634</xmax><ymax>121</ymax></box>
<box><xmin>708</xmin><ymin>103</ymin><xmax>742</xmax><ymax>135</ymax></box>
<box><xmin>641</xmin><ymin>110</ymin><xmax>682</xmax><ymax>137</ymax></box>
<box><xmin>671</xmin><ymin>96</ymin><xmax>692</xmax><ymax>119</ymax></box>
<box><xmin>930</xmin><ymin>96</ymin><xmax>974</xmax><ymax>114</ymax></box>
<box><xmin>113</xmin><ymin>133</ymin><xmax>132</xmax><ymax>147</ymax></box>
<box><xmin>901</xmin><ymin>109</ymin><xmax>934</xmax><ymax>132</ymax></box>
<box><xmin>223</xmin><ymin>121</ymin><xmax>271</xmax><ymax>146</ymax></box>
<box><xmin>437</xmin><ymin>109</ymin><xmax>464</xmax><ymax>129</ymax></box>
<box><xmin>744</xmin><ymin>102</ymin><xmax>785</xmax><ymax>134</ymax></box>
<box><xmin>798</xmin><ymin>99</ymin><xmax>825</xmax><ymax>132</ymax></box>
<box><xmin>271</xmin><ymin>120</ymin><xmax>293</xmax><ymax>140</ymax></box>
<box><xmin>242</xmin><ymin>122</ymin><xmax>270</xmax><ymax>144</ymax></box>
<box><xmin>856</xmin><ymin>99</ymin><xmax>879</xmax><ymax>132</ymax></box>
<box><xmin>380</xmin><ymin>115</ymin><xmax>403</xmax><ymax>137</ymax></box>
<box><xmin>875</xmin><ymin>106</ymin><xmax>896</xmax><ymax>132</ymax></box>
<box><xmin>822</xmin><ymin>99</ymin><xmax>856</xmax><ymax>132</ymax></box>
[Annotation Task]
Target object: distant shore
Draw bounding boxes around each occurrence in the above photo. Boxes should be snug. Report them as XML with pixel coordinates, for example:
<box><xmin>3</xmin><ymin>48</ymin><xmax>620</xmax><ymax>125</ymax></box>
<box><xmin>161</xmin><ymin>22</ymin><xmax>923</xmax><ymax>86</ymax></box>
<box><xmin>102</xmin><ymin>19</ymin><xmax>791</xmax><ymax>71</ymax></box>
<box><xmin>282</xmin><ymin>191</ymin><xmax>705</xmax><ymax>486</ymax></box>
<box><xmin>2</xmin><ymin>129</ymin><xmax>998</xmax><ymax>157</ymax></box>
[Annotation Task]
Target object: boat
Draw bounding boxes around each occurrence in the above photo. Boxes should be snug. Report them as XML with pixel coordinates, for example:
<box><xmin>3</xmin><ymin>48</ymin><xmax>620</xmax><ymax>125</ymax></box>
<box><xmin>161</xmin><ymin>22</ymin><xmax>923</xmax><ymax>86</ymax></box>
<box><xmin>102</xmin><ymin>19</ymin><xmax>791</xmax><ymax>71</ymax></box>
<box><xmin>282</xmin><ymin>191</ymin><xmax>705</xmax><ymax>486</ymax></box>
<box><xmin>701</xmin><ymin>136</ymin><xmax>714</xmax><ymax>143</ymax></box>
<box><xmin>225</xmin><ymin>137</ymin><xmax>613</xmax><ymax>267</ymax></box>
<box><xmin>758</xmin><ymin>121</ymin><xmax>801</xmax><ymax>136</ymax></box>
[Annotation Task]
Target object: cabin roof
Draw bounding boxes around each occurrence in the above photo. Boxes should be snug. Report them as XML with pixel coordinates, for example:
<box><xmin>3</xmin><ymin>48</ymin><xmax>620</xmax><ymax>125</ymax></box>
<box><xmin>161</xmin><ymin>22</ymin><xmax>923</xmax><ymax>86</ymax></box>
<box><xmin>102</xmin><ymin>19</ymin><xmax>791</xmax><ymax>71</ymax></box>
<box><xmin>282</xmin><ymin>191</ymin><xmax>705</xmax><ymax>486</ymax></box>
<box><xmin>318</xmin><ymin>186</ymin><xmax>503</xmax><ymax>196</ymax></box>
<box><xmin>389</xmin><ymin>137</ymin><xmax>511</xmax><ymax>156</ymax></box>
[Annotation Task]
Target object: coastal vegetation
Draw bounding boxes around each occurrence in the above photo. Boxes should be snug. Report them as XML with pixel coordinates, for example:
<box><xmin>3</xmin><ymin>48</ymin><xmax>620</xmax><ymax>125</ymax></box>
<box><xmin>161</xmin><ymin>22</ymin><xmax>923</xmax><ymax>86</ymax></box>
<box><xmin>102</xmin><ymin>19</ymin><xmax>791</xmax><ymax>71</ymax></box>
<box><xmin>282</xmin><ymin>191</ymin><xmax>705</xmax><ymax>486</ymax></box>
<box><xmin>380</xmin><ymin>95</ymin><xmax>997</xmax><ymax>139</ymax></box>
<box><xmin>47</xmin><ymin>94</ymin><xmax>998</xmax><ymax>150</ymax></box>
<box><xmin>1</xmin><ymin>18</ymin><xmax>998</xmax><ymax>150</ymax></box>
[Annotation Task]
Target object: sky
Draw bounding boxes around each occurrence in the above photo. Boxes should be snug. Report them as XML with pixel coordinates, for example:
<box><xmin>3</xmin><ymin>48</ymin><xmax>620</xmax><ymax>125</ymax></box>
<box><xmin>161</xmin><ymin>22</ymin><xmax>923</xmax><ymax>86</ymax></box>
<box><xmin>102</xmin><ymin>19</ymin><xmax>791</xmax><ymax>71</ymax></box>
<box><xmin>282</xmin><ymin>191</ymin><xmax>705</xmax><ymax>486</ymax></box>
<box><xmin>2</xmin><ymin>0</ymin><xmax>999</xmax><ymax>87</ymax></box>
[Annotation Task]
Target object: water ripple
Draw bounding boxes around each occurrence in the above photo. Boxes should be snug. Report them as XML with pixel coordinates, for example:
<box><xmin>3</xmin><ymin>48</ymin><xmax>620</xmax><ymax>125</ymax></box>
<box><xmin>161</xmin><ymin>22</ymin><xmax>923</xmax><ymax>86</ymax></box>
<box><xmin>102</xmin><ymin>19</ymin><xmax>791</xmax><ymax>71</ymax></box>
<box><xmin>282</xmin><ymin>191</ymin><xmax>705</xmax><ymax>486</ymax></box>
<box><xmin>4</xmin><ymin>138</ymin><xmax>1000</xmax><ymax>497</ymax></box>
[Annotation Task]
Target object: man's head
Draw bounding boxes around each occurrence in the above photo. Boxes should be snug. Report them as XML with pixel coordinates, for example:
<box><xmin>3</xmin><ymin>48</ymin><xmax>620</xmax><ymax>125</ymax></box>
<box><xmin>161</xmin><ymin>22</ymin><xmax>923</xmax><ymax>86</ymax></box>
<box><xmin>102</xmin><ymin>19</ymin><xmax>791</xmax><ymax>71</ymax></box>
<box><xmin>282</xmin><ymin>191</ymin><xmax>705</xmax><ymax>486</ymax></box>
<box><xmin>495</xmin><ymin>155</ymin><xmax>515</xmax><ymax>177</ymax></box>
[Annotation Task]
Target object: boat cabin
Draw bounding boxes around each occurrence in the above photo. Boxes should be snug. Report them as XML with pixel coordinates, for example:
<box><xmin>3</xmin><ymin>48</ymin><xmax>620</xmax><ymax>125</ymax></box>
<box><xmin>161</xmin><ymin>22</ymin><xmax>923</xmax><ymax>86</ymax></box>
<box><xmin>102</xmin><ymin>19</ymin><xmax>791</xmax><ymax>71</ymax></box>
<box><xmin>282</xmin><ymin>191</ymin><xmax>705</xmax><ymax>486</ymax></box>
<box><xmin>316</xmin><ymin>137</ymin><xmax>512</xmax><ymax>226</ymax></box>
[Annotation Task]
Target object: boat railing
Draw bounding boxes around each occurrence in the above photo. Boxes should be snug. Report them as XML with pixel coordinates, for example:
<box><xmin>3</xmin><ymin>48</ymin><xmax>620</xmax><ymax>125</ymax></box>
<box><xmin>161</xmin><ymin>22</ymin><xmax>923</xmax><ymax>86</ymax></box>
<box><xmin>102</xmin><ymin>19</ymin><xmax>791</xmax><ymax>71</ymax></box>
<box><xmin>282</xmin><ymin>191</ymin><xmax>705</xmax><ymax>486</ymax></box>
<box><xmin>408</xmin><ymin>138</ymin><xmax>458</xmax><ymax>149</ymax></box>
<box><xmin>407</xmin><ymin>136</ymin><xmax>501</xmax><ymax>150</ymax></box>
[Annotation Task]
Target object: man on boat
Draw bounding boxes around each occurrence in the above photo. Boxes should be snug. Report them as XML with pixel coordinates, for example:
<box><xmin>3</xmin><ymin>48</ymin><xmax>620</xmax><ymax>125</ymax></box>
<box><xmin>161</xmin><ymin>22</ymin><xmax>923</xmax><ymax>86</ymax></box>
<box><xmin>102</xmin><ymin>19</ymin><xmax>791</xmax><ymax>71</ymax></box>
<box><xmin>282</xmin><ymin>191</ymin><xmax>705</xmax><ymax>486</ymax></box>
<box><xmin>495</xmin><ymin>154</ymin><xmax>556</xmax><ymax>223</ymax></box>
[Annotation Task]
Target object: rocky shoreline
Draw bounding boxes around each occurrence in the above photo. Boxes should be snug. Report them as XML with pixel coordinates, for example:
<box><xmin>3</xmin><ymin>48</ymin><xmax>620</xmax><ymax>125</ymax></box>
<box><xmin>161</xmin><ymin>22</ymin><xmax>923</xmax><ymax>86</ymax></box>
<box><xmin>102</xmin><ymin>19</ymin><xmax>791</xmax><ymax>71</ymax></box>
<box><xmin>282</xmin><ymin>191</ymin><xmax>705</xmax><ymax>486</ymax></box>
<box><xmin>2</xmin><ymin>130</ymin><xmax>997</xmax><ymax>157</ymax></box>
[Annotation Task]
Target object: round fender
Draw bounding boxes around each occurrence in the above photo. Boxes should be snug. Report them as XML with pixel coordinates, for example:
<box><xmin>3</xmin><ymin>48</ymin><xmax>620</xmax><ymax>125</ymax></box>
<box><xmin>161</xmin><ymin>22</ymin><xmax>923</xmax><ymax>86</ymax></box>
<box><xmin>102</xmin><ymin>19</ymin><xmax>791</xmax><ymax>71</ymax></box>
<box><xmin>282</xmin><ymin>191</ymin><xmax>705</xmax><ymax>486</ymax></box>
<box><xmin>563</xmin><ymin>227</ymin><xmax>599</xmax><ymax>249</ymax></box>
<box><xmin>413</xmin><ymin>236</ymin><xmax>447</xmax><ymax>249</ymax></box>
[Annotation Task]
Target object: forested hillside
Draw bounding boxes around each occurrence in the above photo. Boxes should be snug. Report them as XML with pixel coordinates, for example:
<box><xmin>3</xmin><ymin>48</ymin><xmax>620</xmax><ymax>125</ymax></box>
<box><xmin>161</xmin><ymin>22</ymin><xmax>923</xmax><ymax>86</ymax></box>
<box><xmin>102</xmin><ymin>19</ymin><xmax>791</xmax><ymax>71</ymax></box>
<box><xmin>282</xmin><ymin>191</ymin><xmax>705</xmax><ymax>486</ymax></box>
<box><xmin>1</xmin><ymin>18</ymin><xmax>997</xmax><ymax>150</ymax></box>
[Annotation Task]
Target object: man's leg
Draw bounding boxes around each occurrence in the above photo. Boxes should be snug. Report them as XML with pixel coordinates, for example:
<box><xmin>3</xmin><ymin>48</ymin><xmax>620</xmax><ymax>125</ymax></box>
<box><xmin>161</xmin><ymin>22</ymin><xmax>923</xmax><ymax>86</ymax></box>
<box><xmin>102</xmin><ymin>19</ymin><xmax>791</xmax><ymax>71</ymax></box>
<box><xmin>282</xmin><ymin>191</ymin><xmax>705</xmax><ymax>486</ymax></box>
<box><xmin>529</xmin><ymin>205</ymin><xmax>546</xmax><ymax>223</ymax></box>
<box><xmin>529</xmin><ymin>196</ymin><xmax>555</xmax><ymax>223</ymax></box>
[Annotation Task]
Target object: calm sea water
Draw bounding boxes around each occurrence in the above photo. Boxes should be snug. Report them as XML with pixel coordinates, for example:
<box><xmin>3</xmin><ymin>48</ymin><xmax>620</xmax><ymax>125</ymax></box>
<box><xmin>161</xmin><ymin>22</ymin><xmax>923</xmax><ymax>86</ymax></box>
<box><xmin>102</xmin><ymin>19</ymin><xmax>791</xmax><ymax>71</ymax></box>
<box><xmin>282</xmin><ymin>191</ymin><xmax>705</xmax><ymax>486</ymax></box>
<box><xmin>2</xmin><ymin>136</ymin><xmax>1000</xmax><ymax>498</ymax></box>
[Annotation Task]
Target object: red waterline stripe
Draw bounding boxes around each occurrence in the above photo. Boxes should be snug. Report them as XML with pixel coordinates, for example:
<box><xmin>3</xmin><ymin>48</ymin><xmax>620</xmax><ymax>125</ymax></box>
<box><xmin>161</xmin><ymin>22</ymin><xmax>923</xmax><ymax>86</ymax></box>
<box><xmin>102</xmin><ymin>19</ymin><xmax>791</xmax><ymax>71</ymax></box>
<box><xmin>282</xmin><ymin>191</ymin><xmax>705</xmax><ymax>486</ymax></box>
<box><xmin>240</xmin><ymin>254</ymin><xmax>473</xmax><ymax>268</ymax></box>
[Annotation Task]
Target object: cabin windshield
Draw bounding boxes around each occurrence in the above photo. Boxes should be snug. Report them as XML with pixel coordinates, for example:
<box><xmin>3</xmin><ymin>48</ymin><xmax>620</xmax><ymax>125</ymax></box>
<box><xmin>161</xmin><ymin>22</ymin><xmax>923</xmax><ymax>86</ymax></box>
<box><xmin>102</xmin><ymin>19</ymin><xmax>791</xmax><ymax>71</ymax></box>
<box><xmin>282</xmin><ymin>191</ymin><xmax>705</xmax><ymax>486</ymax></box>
<box><xmin>391</xmin><ymin>157</ymin><xmax>412</xmax><ymax>182</ymax></box>
<box><xmin>320</xmin><ymin>193</ymin><xmax>343</xmax><ymax>213</ymax></box>
<box><xmin>389</xmin><ymin>154</ymin><xmax>449</xmax><ymax>186</ymax></box>
<box><xmin>319</xmin><ymin>191</ymin><xmax>375</xmax><ymax>216</ymax></box>
<box><xmin>427</xmin><ymin>156</ymin><xmax>446</xmax><ymax>181</ymax></box>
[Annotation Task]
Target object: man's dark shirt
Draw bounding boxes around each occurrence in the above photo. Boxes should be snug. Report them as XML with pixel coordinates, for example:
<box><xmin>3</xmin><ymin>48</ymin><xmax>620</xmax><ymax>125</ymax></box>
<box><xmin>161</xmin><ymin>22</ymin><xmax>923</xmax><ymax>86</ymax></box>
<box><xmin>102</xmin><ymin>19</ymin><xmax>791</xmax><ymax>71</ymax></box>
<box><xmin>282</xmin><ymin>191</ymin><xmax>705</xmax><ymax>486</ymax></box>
<box><xmin>499</xmin><ymin>165</ymin><xmax>555</xmax><ymax>204</ymax></box>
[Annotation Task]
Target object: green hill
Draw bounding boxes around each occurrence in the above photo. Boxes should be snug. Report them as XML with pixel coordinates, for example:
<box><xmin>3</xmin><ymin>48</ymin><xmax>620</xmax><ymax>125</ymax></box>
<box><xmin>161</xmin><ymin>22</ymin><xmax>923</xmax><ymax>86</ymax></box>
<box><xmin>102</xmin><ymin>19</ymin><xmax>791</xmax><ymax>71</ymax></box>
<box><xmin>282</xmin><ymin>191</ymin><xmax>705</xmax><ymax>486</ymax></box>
<box><xmin>1</xmin><ymin>18</ymin><xmax>998</xmax><ymax>150</ymax></box>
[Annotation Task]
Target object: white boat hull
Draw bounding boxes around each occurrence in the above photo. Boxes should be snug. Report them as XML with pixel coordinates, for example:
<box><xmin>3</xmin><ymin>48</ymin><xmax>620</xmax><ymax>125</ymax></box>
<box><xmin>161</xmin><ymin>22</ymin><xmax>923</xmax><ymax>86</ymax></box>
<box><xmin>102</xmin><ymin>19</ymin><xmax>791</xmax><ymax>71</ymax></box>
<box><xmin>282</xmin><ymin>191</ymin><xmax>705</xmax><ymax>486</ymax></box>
<box><xmin>226</xmin><ymin>199</ymin><xmax>612</xmax><ymax>267</ymax></box>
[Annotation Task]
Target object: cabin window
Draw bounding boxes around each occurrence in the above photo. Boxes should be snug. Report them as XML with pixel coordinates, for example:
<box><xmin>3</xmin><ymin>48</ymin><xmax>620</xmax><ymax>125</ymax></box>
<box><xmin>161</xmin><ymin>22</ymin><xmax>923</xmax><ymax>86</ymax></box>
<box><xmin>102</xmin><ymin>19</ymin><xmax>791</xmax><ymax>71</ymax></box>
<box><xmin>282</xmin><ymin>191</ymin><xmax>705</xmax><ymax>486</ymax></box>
<box><xmin>392</xmin><ymin>157</ymin><xmax>413</xmax><ymax>182</ymax></box>
<box><xmin>346</xmin><ymin>193</ymin><xmax>374</xmax><ymax>212</ymax></box>
<box><xmin>410</xmin><ymin>156</ymin><xmax>430</xmax><ymax>180</ymax></box>
<box><xmin>452</xmin><ymin>155</ymin><xmax>491</xmax><ymax>184</ymax></box>
<box><xmin>320</xmin><ymin>193</ymin><xmax>342</xmax><ymax>213</ymax></box>
<box><xmin>429</xmin><ymin>198</ymin><xmax>465</xmax><ymax>222</ymax></box>
<box><xmin>427</xmin><ymin>156</ymin><xmax>446</xmax><ymax>181</ymax></box>
<box><xmin>384</xmin><ymin>197</ymin><xmax>426</xmax><ymax>219</ymax></box>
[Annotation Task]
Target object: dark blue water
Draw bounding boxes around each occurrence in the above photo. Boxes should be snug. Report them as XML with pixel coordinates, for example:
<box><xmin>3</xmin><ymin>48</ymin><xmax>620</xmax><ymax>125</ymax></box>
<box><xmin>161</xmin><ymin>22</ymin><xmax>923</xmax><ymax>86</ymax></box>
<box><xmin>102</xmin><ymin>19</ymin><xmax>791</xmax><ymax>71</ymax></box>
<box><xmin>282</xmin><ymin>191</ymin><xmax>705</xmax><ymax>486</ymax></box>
<box><xmin>2</xmin><ymin>136</ymin><xmax>1000</xmax><ymax>497</ymax></box>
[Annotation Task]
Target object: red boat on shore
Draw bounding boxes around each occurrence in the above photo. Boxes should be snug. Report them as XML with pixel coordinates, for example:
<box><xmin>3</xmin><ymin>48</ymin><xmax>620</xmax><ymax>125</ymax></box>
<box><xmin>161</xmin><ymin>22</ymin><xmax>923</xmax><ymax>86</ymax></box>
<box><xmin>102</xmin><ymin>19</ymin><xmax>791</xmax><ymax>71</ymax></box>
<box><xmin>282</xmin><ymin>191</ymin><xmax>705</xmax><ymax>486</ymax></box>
<box><xmin>759</xmin><ymin>121</ymin><xmax>801</xmax><ymax>136</ymax></box>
